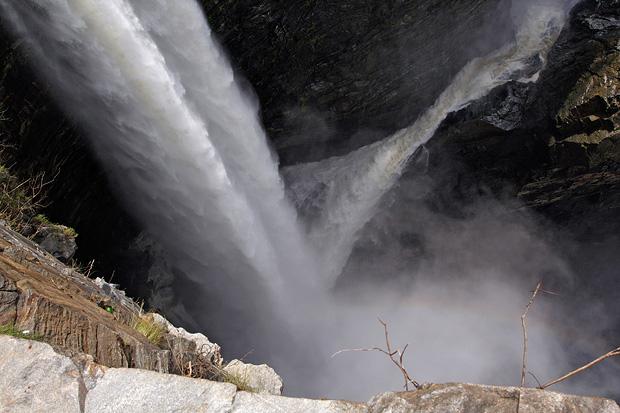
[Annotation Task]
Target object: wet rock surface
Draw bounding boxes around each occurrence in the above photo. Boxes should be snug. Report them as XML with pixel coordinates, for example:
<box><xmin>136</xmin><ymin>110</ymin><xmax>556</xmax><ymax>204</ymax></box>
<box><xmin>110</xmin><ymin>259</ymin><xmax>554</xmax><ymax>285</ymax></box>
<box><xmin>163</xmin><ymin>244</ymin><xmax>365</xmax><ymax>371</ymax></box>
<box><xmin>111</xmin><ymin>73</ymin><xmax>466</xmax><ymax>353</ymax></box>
<box><xmin>204</xmin><ymin>0</ymin><xmax>511</xmax><ymax>164</ymax></box>
<box><xmin>419</xmin><ymin>0</ymin><xmax>620</xmax><ymax>236</ymax></box>
<box><xmin>31</xmin><ymin>225</ymin><xmax>77</xmax><ymax>261</ymax></box>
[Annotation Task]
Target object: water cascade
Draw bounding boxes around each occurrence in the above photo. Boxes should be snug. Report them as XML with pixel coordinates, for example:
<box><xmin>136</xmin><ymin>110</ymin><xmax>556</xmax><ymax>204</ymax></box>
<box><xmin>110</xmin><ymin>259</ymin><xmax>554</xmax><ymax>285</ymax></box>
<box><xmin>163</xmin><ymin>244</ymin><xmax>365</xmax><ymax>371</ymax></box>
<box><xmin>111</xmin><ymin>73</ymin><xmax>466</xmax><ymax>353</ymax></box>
<box><xmin>285</xmin><ymin>3</ymin><xmax>567</xmax><ymax>284</ymax></box>
<box><xmin>0</xmin><ymin>0</ymin><xmax>319</xmax><ymax>322</ymax></box>
<box><xmin>0</xmin><ymin>0</ymin><xmax>581</xmax><ymax>400</ymax></box>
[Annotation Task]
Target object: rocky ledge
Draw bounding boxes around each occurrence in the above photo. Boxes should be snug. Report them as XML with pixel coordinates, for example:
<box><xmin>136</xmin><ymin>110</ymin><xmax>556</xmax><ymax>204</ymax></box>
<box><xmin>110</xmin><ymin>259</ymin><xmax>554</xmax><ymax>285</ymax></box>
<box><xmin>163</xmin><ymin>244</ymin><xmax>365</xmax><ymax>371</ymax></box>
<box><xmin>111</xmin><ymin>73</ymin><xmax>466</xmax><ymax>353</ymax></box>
<box><xmin>0</xmin><ymin>222</ymin><xmax>281</xmax><ymax>396</ymax></box>
<box><xmin>1</xmin><ymin>335</ymin><xmax>619</xmax><ymax>412</ymax></box>
<box><xmin>0</xmin><ymin>222</ymin><xmax>618</xmax><ymax>412</ymax></box>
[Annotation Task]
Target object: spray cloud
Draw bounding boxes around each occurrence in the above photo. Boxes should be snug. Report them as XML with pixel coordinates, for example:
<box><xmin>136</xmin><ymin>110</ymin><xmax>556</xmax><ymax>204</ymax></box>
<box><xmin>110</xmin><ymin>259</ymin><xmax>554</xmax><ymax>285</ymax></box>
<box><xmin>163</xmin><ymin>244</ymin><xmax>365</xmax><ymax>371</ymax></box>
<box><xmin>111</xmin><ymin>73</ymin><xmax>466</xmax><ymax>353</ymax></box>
<box><xmin>1</xmin><ymin>0</ymin><xmax>617</xmax><ymax>401</ymax></box>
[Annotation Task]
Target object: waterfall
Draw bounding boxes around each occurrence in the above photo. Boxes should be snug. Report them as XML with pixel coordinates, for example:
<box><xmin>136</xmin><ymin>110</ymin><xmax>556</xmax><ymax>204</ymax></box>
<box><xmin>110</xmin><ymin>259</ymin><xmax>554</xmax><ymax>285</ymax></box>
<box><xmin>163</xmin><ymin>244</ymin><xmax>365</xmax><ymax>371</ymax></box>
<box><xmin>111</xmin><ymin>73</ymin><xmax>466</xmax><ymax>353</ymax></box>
<box><xmin>0</xmin><ymin>0</ymin><xmax>318</xmax><ymax>309</ymax></box>
<box><xmin>1</xmin><ymin>0</ymin><xmax>579</xmax><ymax>399</ymax></box>
<box><xmin>285</xmin><ymin>3</ymin><xmax>567</xmax><ymax>284</ymax></box>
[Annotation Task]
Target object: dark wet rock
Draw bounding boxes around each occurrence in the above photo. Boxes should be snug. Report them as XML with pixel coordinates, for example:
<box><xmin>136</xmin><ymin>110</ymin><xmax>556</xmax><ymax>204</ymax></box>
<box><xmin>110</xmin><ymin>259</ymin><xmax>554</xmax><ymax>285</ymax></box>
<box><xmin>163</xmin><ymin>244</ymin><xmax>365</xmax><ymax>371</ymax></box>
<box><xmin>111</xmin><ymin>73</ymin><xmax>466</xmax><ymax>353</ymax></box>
<box><xmin>413</xmin><ymin>0</ymin><xmax>620</xmax><ymax>237</ymax></box>
<box><xmin>204</xmin><ymin>0</ymin><xmax>512</xmax><ymax>164</ymax></box>
<box><xmin>32</xmin><ymin>225</ymin><xmax>77</xmax><ymax>261</ymax></box>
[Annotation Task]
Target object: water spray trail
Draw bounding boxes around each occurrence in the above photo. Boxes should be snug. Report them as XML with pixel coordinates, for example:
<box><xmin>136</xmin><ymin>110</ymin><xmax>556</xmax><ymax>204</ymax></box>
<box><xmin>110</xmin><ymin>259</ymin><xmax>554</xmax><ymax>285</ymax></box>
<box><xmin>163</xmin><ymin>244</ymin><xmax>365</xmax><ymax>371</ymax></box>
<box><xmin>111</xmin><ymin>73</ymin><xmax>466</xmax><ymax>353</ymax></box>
<box><xmin>286</xmin><ymin>4</ymin><xmax>568</xmax><ymax>284</ymax></box>
<box><xmin>0</xmin><ymin>0</ymin><xmax>317</xmax><ymax>306</ymax></box>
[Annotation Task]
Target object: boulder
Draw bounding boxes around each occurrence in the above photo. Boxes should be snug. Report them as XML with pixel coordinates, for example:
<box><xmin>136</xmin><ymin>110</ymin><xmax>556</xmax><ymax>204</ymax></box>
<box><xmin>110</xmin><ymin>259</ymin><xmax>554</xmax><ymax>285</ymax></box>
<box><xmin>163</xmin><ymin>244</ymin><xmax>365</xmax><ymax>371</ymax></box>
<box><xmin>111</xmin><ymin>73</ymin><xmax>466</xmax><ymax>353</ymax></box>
<box><xmin>151</xmin><ymin>312</ymin><xmax>222</xmax><ymax>366</ymax></box>
<box><xmin>367</xmin><ymin>383</ymin><xmax>620</xmax><ymax>413</ymax></box>
<box><xmin>223</xmin><ymin>359</ymin><xmax>283</xmax><ymax>395</ymax></box>
<box><xmin>32</xmin><ymin>225</ymin><xmax>77</xmax><ymax>262</ymax></box>
<box><xmin>0</xmin><ymin>336</ymin><xmax>82</xmax><ymax>413</ymax></box>
<box><xmin>84</xmin><ymin>368</ymin><xmax>237</xmax><ymax>413</ymax></box>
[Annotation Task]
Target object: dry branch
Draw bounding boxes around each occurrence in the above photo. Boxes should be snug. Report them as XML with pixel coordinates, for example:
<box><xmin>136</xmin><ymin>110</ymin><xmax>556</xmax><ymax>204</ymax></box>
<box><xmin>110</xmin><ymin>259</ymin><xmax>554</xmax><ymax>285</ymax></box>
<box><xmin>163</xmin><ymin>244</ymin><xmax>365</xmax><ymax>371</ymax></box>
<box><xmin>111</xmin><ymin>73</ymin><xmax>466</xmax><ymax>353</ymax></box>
<box><xmin>539</xmin><ymin>346</ymin><xmax>620</xmax><ymax>390</ymax></box>
<box><xmin>521</xmin><ymin>281</ymin><xmax>542</xmax><ymax>387</ymax></box>
<box><xmin>332</xmin><ymin>318</ymin><xmax>420</xmax><ymax>390</ymax></box>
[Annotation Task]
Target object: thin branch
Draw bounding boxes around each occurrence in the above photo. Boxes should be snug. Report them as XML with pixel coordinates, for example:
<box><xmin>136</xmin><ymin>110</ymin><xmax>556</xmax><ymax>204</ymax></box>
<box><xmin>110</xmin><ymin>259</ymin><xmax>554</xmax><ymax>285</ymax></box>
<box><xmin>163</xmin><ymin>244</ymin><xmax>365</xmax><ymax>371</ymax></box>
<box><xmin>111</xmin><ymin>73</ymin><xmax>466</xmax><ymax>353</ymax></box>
<box><xmin>331</xmin><ymin>347</ymin><xmax>383</xmax><ymax>358</ymax></box>
<box><xmin>539</xmin><ymin>347</ymin><xmax>620</xmax><ymax>390</ymax></box>
<box><xmin>539</xmin><ymin>289</ymin><xmax>561</xmax><ymax>297</ymax></box>
<box><xmin>521</xmin><ymin>281</ymin><xmax>542</xmax><ymax>387</ymax></box>
<box><xmin>332</xmin><ymin>318</ymin><xmax>421</xmax><ymax>390</ymax></box>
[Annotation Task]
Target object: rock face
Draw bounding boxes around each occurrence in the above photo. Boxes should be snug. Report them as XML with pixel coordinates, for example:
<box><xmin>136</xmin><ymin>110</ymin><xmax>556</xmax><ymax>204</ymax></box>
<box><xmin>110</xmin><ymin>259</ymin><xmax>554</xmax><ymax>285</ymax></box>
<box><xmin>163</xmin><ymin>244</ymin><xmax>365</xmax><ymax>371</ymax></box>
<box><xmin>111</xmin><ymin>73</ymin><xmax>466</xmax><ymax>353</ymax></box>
<box><xmin>367</xmin><ymin>383</ymin><xmax>620</xmax><ymax>413</ymax></box>
<box><xmin>422</xmin><ymin>0</ymin><xmax>620</xmax><ymax>236</ymax></box>
<box><xmin>0</xmin><ymin>224</ymin><xmax>171</xmax><ymax>372</ymax></box>
<box><xmin>205</xmin><ymin>0</ymin><xmax>511</xmax><ymax>163</ymax></box>
<box><xmin>31</xmin><ymin>225</ymin><xmax>77</xmax><ymax>262</ymax></box>
<box><xmin>0</xmin><ymin>223</ymin><xmax>226</xmax><ymax>377</ymax></box>
<box><xmin>223</xmin><ymin>359</ymin><xmax>284</xmax><ymax>395</ymax></box>
<box><xmin>1</xmin><ymin>335</ymin><xmax>618</xmax><ymax>413</ymax></box>
<box><xmin>0</xmin><ymin>336</ymin><xmax>83</xmax><ymax>413</ymax></box>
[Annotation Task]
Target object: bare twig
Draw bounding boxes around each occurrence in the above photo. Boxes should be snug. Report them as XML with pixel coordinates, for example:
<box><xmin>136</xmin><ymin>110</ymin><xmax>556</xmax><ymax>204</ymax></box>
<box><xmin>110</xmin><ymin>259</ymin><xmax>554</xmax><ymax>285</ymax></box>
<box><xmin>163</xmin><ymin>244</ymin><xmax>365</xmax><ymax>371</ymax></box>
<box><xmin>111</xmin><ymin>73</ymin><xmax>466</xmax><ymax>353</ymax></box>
<box><xmin>332</xmin><ymin>318</ymin><xmax>420</xmax><ymax>390</ymax></box>
<box><xmin>527</xmin><ymin>372</ymin><xmax>543</xmax><ymax>388</ymax></box>
<box><xmin>521</xmin><ymin>281</ymin><xmax>542</xmax><ymax>387</ymax></box>
<box><xmin>539</xmin><ymin>346</ymin><xmax>620</xmax><ymax>390</ymax></box>
<box><xmin>85</xmin><ymin>259</ymin><xmax>95</xmax><ymax>278</ymax></box>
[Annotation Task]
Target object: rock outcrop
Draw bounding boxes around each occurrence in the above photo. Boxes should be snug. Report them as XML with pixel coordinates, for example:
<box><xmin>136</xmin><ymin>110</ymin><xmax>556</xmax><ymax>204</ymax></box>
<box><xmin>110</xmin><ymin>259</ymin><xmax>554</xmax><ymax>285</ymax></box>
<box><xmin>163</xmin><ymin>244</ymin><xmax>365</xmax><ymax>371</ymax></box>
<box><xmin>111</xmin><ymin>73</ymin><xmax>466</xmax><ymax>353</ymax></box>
<box><xmin>0</xmin><ymin>224</ymin><xmax>172</xmax><ymax>372</ymax></box>
<box><xmin>30</xmin><ymin>224</ymin><xmax>77</xmax><ymax>262</ymax></box>
<box><xmin>422</xmin><ymin>0</ymin><xmax>620</xmax><ymax>235</ymax></box>
<box><xmin>0</xmin><ymin>221</ymin><xmax>289</xmax><ymax>401</ymax></box>
<box><xmin>368</xmin><ymin>384</ymin><xmax>620</xmax><ymax>413</ymax></box>
<box><xmin>1</xmin><ymin>335</ymin><xmax>618</xmax><ymax>413</ymax></box>
<box><xmin>223</xmin><ymin>359</ymin><xmax>284</xmax><ymax>395</ymax></box>
<box><xmin>0</xmin><ymin>223</ymin><xmax>234</xmax><ymax>381</ymax></box>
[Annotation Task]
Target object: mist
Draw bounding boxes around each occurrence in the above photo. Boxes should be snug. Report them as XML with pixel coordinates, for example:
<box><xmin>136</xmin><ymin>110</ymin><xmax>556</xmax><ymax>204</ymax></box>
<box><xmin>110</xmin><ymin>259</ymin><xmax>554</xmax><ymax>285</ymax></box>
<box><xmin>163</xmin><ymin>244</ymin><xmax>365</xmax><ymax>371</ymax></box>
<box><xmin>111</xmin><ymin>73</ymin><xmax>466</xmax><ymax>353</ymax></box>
<box><xmin>1</xmin><ymin>0</ymin><xmax>618</xmax><ymax>404</ymax></box>
<box><xmin>305</xmin><ymin>179</ymin><xmax>620</xmax><ymax>400</ymax></box>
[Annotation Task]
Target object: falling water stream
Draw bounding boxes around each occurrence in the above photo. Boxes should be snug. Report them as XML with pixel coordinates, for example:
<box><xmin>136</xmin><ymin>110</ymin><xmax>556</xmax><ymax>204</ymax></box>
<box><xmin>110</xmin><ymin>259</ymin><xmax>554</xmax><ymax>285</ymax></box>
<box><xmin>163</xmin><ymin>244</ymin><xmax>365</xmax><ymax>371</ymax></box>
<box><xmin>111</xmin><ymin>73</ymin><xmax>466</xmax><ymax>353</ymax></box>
<box><xmin>285</xmin><ymin>4</ymin><xmax>566</xmax><ymax>284</ymax></box>
<box><xmin>0</xmin><ymin>0</ymin><xmax>318</xmax><ymax>307</ymax></box>
<box><xmin>0</xmin><ymin>0</ymin><xmax>580</xmax><ymax>400</ymax></box>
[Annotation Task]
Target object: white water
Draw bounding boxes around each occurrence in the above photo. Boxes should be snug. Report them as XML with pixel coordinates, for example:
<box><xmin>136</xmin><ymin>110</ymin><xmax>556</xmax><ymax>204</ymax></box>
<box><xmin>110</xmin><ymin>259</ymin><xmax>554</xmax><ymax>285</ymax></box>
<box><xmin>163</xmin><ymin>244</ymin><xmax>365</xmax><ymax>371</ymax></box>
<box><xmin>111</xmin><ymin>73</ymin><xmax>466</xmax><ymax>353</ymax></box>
<box><xmin>0</xmin><ymin>0</ymin><xmax>318</xmax><ymax>310</ymax></box>
<box><xmin>1</xmin><ymin>0</ymin><xmax>586</xmax><ymax>400</ymax></box>
<box><xmin>285</xmin><ymin>3</ymin><xmax>566</xmax><ymax>284</ymax></box>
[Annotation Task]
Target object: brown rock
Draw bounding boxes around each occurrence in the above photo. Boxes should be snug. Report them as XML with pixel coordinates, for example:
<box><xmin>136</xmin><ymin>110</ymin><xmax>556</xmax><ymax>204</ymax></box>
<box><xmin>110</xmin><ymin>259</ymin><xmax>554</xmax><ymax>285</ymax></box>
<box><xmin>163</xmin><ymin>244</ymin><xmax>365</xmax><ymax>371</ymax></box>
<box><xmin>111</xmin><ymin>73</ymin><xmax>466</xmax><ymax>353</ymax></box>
<box><xmin>0</xmin><ymin>224</ymin><xmax>171</xmax><ymax>372</ymax></box>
